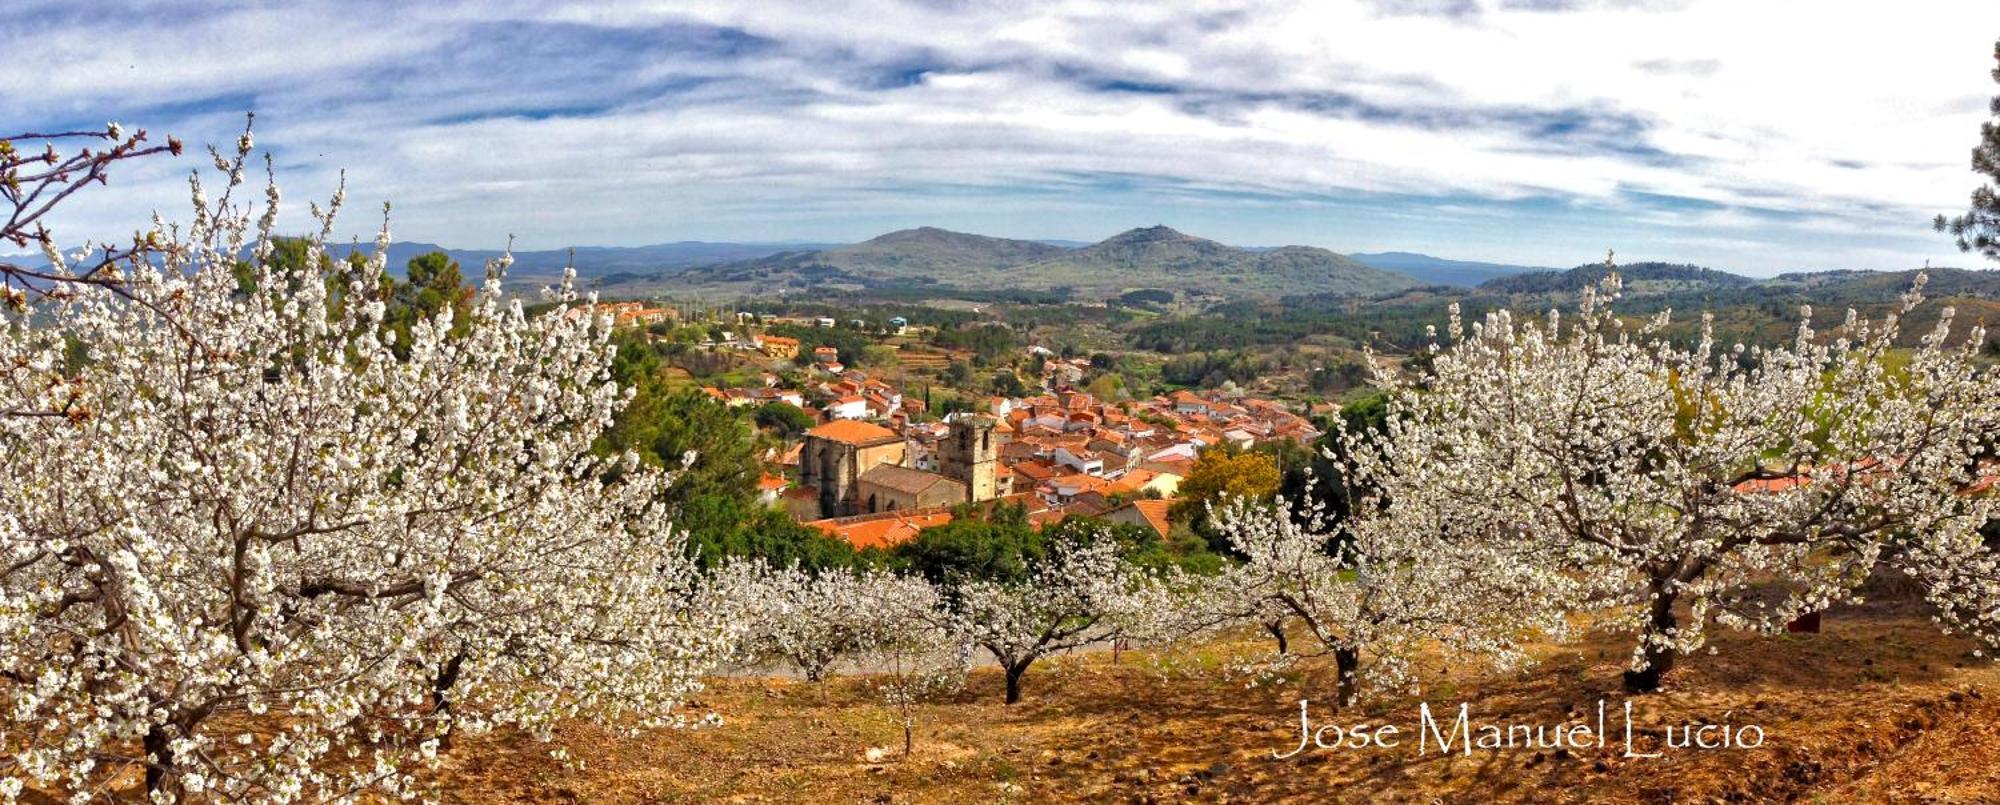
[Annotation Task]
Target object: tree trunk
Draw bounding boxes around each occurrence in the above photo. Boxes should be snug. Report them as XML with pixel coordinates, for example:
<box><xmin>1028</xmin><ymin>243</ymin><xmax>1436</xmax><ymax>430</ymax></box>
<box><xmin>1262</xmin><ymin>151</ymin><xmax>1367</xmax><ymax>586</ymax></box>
<box><xmin>1334</xmin><ymin>647</ymin><xmax>1360</xmax><ymax>709</ymax></box>
<box><xmin>903</xmin><ymin>720</ymin><xmax>914</xmax><ymax>756</ymax></box>
<box><xmin>433</xmin><ymin>650</ymin><xmax>467</xmax><ymax>749</ymax></box>
<box><xmin>1265</xmin><ymin>620</ymin><xmax>1289</xmax><ymax>655</ymax></box>
<box><xmin>1004</xmin><ymin>661</ymin><xmax>1030</xmax><ymax>705</ymax></box>
<box><xmin>143</xmin><ymin>723</ymin><xmax>176</xmax><ymax>798</ymax></box>
<box><xmin>1623</xmin><ymin>587</ymin><xmax>1679</xmax><ymax>694</ymax></box>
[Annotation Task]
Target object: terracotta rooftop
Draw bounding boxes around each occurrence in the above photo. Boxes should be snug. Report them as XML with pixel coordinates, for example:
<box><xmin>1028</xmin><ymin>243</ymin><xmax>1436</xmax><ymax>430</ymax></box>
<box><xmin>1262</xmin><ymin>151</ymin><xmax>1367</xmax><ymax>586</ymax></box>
<box><xmin>805</xmin><ymin>419</ymin><xmax>901</xmax><ymax>445</ymax></box>
<box><xmin>859</xmin><ymin>464</ymin><xmax>965</xmax><ymax>498</ymax></box>
<box><xmin>1011</xmin><ymin>460</ymin><xmax>1064</xmax><ymax>482</ymax></box>
<box><xmin>1125</xmin><ymin>498</ymin><xmax>1174</xmax><ymax>538</ymax></box>
<box><xmin>810</xmin><ymin>509</ymin><xmax>956</xmax><ymax>550</ymax></box>
<box><xmin>1115</xmin><ymin>468</ymin><xmax>1162</xmax><ymax>490</ymax></box>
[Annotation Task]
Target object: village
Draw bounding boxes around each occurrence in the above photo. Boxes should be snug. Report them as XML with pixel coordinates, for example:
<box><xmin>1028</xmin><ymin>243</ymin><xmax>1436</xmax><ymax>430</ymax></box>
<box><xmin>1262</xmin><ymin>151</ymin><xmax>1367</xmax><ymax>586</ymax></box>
<box><xmin>574</xmin><ymin>300</ymin><xmax>1331</xmax><ymax>552</ymax></box>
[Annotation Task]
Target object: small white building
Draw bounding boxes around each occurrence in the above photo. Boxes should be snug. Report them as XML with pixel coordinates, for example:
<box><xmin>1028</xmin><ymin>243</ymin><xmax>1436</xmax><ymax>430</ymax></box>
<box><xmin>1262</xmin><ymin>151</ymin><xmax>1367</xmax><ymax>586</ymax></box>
<box><xmin>1052</xmin><ymin>446</ymin><xmax>1105</xmax><ymax>476</ymax></box>
<box><xmin>825</xmin><ymin>396</ymin><xmax>868</xmax><ymax>420</ymax></box>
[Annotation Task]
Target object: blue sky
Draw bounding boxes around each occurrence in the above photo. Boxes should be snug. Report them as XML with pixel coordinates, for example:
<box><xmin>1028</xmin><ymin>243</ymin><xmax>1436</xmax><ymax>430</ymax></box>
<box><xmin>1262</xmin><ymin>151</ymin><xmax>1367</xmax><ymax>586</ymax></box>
<box><xmin>8</xmin><ymin>0</ymin><xmax>2000</xmax><ymax>275</ymax></box>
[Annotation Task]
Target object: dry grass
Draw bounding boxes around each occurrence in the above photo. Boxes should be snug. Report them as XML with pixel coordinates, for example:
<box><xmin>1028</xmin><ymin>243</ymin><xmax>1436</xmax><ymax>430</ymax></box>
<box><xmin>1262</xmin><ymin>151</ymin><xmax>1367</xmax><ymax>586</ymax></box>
<box><xmin>422</xmin><ymin>596</ymin><xmax>2000</xmax><ymax>804</ymax></box>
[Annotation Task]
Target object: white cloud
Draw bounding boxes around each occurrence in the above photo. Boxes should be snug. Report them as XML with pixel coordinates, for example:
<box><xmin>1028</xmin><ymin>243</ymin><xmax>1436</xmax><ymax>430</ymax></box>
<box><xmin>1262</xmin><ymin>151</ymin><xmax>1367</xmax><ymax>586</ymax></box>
<box><xmin>7</xmin><ymin>0</ymin><xmax>1999</xmax><ymax>273</ymax></box>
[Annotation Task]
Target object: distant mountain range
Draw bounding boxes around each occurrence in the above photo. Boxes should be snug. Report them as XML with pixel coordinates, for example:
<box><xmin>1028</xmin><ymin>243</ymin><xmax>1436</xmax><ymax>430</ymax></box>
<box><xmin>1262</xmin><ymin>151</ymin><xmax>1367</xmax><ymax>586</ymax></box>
<box><xmin>1348</xmin><ymin>251</ymin><xmax>1553</xmax><ymax>287</ymax></box>
<box><xmin>652</xmin><ymin>225</ymin><xmax>1419</xmax><ymax>302</ymax></box>
<box><xmin>5</xmin><ymin>231</ymin><xmax>1532</xmax><ymax>299</ymax></box>
<box><xmin>0</xmin><ymin>240</ymin><xmax>835</xmax><ymax>286</ymax></box>
<box><xmin>319</xmin><ymin>240</ymin><xmax>836</xmax><ymax>281</ymax></box>
<box><xmin>20</xmin><ymin>229</ymin><xmax>1984</xmax><ymax>307</ymax></box>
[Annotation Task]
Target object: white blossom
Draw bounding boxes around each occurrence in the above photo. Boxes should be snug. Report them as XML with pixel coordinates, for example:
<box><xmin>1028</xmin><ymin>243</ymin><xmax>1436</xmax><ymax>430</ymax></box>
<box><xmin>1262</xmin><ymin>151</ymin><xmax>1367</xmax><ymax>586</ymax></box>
<box><xmin>944</xmin><ymin>534</ymin><xmax>1153</xmax><ymax>704</ymax></box>
<box><xmin>1355</xmin><ymin>271</ymin><xmax>2000</xmax><ymax>692</ymax></box>
<box><xmin>0</xmin><ymin>136</ymin><xmax>739</xmax><ymax>801</ymax></box>
<box><xmin>1201</xmin><ymin>480</ymin><xmax>1574</xmax><ymax>707</ymax></box>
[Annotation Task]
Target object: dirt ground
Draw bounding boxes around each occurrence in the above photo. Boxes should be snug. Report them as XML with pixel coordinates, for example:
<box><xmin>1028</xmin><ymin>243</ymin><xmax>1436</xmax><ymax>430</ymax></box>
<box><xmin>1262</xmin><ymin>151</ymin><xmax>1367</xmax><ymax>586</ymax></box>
<box><xmin>425</xmin><ymin>596</ymin><xmax>2000</xmax><ymax>804</ymax></box>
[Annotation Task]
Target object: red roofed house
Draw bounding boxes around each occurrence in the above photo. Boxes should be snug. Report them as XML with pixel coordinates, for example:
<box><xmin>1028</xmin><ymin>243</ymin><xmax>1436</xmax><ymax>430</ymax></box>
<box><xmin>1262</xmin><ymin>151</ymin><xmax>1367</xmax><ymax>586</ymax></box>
<box><xmin>759</xmin><ymin>334</ymin><xmax>801</xmax><ymax>360</ymax></box>
<box><xmin>810</xmin><ymin>508</ymin><xmax>956</xmax><ymax>551</ymax></box>
<box><xmin>1104</xmin><ymin>498</ymin><xmax>1176</xmax><ymax>539</ymax></box>
<box><xmin>756</xmin><ymin>473</ymin><xmax>790</xmax><ymax>505</ymax></box>
<box><xmin>825</xmin><ymin>395</ymin><xmax>868</xmax><ymax>420</ymax></box>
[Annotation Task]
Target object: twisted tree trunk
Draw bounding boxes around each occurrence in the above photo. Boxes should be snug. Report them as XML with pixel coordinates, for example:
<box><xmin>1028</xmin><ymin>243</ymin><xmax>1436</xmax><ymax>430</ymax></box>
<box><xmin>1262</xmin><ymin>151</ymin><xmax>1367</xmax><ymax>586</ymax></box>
<box><xmin>143</xmin><ymin>723</ymin><xmax>177</xmax><ymax>798</ymax></box>
<box><xmin>433</xmin><ymin>650</ymin><xmax>468</xmax><ymax>749</ymax></box>
<box><xmin>1623</xmin><ymin>583</ymin><xmax>1679</xmax><ymax>694</ymax></box>
<box><xmin>1004</xmin><ymin>660</ymin><xmax>1032</xmax><ymax>705</ymax></box>
<box><xmin>1334</xmin><ymin>647</ymin><xmax>1361</xmax><ymax>709</ymax></box>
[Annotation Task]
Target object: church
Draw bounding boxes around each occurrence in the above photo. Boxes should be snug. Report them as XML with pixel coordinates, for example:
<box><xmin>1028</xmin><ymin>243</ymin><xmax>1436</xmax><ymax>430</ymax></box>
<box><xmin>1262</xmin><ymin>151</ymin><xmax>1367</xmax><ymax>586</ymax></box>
<box><xmin>794</xmin><ymin>416</ymin><xmax>999</xmax><ymax>520</ymax></box>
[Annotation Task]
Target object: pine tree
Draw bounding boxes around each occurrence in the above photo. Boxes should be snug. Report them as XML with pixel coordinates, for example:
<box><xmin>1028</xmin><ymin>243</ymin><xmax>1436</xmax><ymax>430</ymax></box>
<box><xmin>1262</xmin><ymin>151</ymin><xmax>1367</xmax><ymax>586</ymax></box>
<box><xmin>1936</xmin><ymin>38</ymin><xmax>2000</xmax><ymax>261</ymax></box>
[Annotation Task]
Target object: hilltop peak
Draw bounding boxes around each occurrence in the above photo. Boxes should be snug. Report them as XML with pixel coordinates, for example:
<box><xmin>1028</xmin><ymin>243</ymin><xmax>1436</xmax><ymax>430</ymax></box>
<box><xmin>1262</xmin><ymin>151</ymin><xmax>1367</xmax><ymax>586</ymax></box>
<box><xmin>664</xmin><ymin>224</ymin><xmax>1418</xmax><ymax>301</ymax></box>
<box><xmin>1097</xmin><ymin>225</ymin><xmax>1199</xmax><ymax>245</ymax></box>
<box><xmin>864</xmin><ymin>226</ymin><xmax>982</xmax><ymax>243</ymax></box>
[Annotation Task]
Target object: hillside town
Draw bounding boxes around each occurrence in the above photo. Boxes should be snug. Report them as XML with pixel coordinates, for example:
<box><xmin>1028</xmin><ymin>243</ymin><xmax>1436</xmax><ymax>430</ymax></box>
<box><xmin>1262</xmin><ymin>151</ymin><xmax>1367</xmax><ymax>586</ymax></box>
<box><xmin>673</xmin><ymin>321</ymin><xmax>1324</xmax><ymax>550</ymax></box>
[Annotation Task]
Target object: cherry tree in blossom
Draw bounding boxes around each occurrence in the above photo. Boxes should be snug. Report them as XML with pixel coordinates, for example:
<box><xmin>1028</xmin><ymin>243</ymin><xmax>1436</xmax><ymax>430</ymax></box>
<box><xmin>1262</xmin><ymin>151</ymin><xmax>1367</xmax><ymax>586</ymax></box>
<box><xmin>0</xmin><ymin>124</ymin><xmax>740</xmax><ymax>801</ymax></box>
<box><xmin>866</xmin><ymin>581</ymin><xmax>968</xmax><ymax>757</ymax></box>
<box><xmin>1203</xmin><ymin>482</ymin><xmax>1575</xmax><ymax>708</ymax></box>
<box><xmin>1358</xmin><ymin>268</ymin><xmax>2000</xmax><ymax>692</ymax></box>
<box><xmin>731</xmin><ymin>563</ymin><xmax>940</xmax><ymax>683</ymax></box>
<box><xmin>944</xmin><ymin>536</ymin><xmax>1151</xmax><ymax>704</ymax></box>
<box><xmin>717</xmin><ymin>560</ymin><xmax>966</xmax><ymax>755</ymax></box>
<box><xmin>2</xmin><ymin>123</ymin><xmax>181</xmax><ymax>304</ymax></box>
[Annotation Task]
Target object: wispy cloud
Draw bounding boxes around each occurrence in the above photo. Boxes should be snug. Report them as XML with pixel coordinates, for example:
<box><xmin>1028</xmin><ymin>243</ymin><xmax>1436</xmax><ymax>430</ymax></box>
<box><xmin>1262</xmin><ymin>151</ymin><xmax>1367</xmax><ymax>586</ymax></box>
<box><xmin>7</xmin><ymin>0</ymin><xmax>1998</xmax><ymax>273</ymax></box>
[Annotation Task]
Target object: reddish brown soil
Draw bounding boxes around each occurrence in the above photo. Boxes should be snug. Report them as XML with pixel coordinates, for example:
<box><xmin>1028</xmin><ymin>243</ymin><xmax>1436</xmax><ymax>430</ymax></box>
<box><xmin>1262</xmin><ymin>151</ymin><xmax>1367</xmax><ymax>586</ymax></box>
<box><xmin>421</xmin><ymin>598</ymin><xmax>2000</xmax><ymax>803</ymax></box>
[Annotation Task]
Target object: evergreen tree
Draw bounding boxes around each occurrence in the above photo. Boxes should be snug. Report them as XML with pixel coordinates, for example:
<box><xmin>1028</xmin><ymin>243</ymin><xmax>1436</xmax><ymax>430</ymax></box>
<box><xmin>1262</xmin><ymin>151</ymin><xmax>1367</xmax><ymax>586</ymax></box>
<box><xmin>1936</xmin><ymin>38</ymin><xmax>2000</xmax><ymax>262</ymax></box>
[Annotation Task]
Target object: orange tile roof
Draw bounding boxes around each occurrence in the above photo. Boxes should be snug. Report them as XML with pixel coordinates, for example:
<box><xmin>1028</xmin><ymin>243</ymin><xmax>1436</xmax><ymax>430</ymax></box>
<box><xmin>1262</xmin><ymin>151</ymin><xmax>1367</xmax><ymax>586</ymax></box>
<box><xmin>810</xmin><ymin>509</ymin><xmax>955</xmax><ymax>550</ymax></box>
<box><xmin>1132</xmin><ymin>498</ymin><xmax>1173</xmax><ymax>536</ymax></box>
<box><xmin>1052</xmin><ymin>475</ymin><xmax>1118</xmax><ymax>495</ymax></box>
<box><xmin>1115</xmin><ymin>468</ymin><xmax>1160</xmax><ymax>490</ymax></box>
<box><xmin>805</xmin><ymin>419</ymin><xmax>901</xmax><ymax>445</ymax></box>
<box><xmin>1734</xmin><ymin>475</ymin><xmax>1809</xmax><ymax>493</ymax></box>
<box><xmin>1010</xmin><ymin>460</ymin><xmax>1063</xmax><ymax>482</ymax></box>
